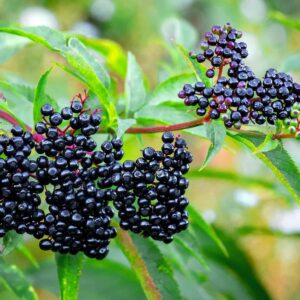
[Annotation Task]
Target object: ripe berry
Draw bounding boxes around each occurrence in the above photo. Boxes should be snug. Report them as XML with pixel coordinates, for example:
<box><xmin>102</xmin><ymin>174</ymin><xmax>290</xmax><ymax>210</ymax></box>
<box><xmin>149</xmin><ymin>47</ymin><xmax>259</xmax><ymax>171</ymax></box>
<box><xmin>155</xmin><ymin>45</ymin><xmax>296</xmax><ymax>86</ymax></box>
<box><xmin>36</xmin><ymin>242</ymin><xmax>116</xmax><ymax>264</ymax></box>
<box><xmin>41</xmin><ymin>104</ymin><xmax>54</xmax><ymax>116</ymax></box>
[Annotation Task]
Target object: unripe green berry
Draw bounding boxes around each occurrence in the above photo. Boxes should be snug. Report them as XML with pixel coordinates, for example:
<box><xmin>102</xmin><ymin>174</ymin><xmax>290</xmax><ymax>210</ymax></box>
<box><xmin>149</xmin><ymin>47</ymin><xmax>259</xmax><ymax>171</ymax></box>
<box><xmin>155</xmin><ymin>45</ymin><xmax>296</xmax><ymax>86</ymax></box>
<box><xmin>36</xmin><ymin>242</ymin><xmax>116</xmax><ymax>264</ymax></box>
<box><xmin>234</xmin><ymin>122</ymin><xmax>241</xmax><ymax>130</ymax></box>
<box><xmin>291</xmin><ymin>109</ymin><xmax>299</xmax><ymax>118</ymax></box>
<box><xmin>289</xmin><ymin>126</ymin><xmax>296</xmax><ymax>133</ymax></box>
<box><xmin>293</xmin><ymin>103</ymin><xmax>300</xmax><ymax>111</ymax></box>
<box><xmin>295</xmin><ymin>132</ymin><xmax>300</xmax><ymax>140</ymax></box>
<box><xmin>189</xmin><ymin>51</ymin><xmax>197</xmax><ymax>59</ymax></box>
<box><xmin>290</xmin><ymin>119</ymin><xmax>298</xmax><ymax>127</ymax></box>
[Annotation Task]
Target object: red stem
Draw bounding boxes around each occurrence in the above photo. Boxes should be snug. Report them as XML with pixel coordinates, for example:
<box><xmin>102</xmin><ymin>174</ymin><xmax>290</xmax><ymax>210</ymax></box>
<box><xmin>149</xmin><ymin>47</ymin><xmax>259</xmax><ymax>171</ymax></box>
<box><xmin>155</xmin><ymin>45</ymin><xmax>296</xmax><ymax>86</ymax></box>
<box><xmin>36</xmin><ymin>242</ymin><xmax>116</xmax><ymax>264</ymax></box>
<box><xmin>126</xmin><ymin>117</ymin><xmax>207</xmax><ymax>134</ymax></box>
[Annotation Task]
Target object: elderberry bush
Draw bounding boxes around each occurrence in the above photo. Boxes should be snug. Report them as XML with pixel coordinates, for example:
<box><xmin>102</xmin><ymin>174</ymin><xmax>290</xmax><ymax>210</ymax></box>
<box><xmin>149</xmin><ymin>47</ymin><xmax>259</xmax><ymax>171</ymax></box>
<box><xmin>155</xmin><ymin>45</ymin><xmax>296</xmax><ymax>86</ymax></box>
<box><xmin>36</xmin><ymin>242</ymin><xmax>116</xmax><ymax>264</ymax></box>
<box><xmin>34</xmin><ymin>102</ymin><xmax>124</xmax><ymax>259</ymax></box>
<box><xmin>109</xmin><ymin>132</ymin><xmax>192</xmax><ymax>244</ymax></box>
<box><xmin>178</xmin><ymin>23</ymin><xmax>300</xmax><ymax>130</ymax></box>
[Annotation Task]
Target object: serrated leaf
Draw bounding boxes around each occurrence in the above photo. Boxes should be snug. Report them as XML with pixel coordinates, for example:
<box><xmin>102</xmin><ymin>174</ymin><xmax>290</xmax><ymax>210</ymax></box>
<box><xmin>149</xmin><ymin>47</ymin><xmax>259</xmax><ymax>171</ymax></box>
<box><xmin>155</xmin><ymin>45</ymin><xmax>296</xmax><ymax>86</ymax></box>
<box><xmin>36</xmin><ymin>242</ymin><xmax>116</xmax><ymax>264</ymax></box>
<box><xmin>33</xmin><ymin>67</ymin><xmax>59</xmax><ymax>124</ymax></box>
<box><xmin>0</xmin><ymin>33</ymin><xmax>29</xmax><ymax>64</ymax></box>
<box><xmin>116</xmin><ymin>226</ymin><xmax>182</xmax><ymax>300</ymax></box>
<box><xmin>54</xmin><ymin>62</ymin><xmax>87</xmax><ymax>83</ymax></box>
<box><xmin>65</xmin><ymin>38</ymin><xmax>117</xmax><ymax>128</ymax></box>
<box><xmin>136</xmin><ymin>102</ymin><xmax>194</xmax><ymax>124</ymax></box>
<box><xmin>117</xmin><ymin>118</ymin><xmax>136</xmax><ymax>137</ymax></box>
<box><xmin>0</xmin><ymin>258</ymin><xmax>38</xmax><ymax>300</ymax></box>
<box><xmin>253</xmin><ymin>133</ymin><xmax>279</xmax><ymax>154</ymax></box>
<box><xmin>229</xmin><ymin>132</ymin><xmax>300</xmax><ymax>204</ymax></box>
<box><xmin>150</xmin><ymin>73</ymin><xmax>196</xmax><ymax>105</ymax></box>
<box><xmin>55</xmin><ymin>253</ymin><xmax>84</xmax><ymax>300</ymax></box>
<box><xmin>270</xmin><ymin>11</ymin><xmax>300</xmax><ymax>30</ymax></box>
<box><xmin>131</xmin><ymin>236</ymin><xmax>182</xmax><ymax>300</ymax></box>
<box><xmin>177</xmin><ymin>44</ymin><xmax>212</xmax><ymax>87</ymax></box>
<box><xmin>66</xmin><ymin>37</ymin><xmax>110</xmax><ymax>89</ymax></box>
<box><xmin>0</xmin><ymin>26</ymin><xmax>67</xmax><ymax>51</ymax></box>
<box><xmin>125</xmin><ymin>52</ymin><xmax>146</xmax><ymax>116</ymax></box>
<box><xmin>0</xmin><ymin>26</ymin><xmax>117</xmax><ymax>129</ymax></box>
<box><xmin>78</xmin><ymin>36</ymin><xmax>127</xmax><ymax>78</ymax></box>
<box><xmin>199</xmin><ymin>122</ymin><xmax>226</xmax><ymax>171</ymax></box>
<box><xmin>188</xmin><ymin>206</ymin><xmax>228</xmax><ymax>257</ymax></box>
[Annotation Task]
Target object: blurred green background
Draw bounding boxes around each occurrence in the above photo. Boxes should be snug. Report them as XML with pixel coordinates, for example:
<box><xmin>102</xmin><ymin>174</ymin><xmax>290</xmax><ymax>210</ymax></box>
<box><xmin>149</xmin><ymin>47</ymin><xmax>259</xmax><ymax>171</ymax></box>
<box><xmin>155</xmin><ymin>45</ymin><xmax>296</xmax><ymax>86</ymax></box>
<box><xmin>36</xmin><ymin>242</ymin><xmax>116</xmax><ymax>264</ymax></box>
<box><xmin>0</xmin><ymin>0</ymin><xmax>300</xmax><ymax>299</ymax></box>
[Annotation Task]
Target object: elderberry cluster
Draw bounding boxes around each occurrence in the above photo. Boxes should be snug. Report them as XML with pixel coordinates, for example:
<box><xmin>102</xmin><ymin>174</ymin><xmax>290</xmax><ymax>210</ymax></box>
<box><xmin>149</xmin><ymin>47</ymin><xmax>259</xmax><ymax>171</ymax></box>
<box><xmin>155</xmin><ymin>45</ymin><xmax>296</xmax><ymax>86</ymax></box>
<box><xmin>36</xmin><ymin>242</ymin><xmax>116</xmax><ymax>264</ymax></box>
<box><xmin>179</xmin><ymin>23</ymin><xmax>300</xmax><ymax>130</ymax></box>
<box><xmin>188</xmin><ymin>23</ymin><xmax>246</xmax><ymax>79</ymax></box>
<box><xmin>33</xmin><ymin>102</ymin><xmax>124</xmax><ymax>259</ymax></box>
<box><xmin>108</xmin><ymin>132</ymin><xmax>192</xmax><ymax>244</ymax></box>
<box><xmin>0</xmin><ymin>98</ymin><xmax>192</xmax><ymax>259</ymax></box>
<box><xmin>0</xmin><ymin>126</ymin><xmax>44</xmax><ymax>238</ymax></box>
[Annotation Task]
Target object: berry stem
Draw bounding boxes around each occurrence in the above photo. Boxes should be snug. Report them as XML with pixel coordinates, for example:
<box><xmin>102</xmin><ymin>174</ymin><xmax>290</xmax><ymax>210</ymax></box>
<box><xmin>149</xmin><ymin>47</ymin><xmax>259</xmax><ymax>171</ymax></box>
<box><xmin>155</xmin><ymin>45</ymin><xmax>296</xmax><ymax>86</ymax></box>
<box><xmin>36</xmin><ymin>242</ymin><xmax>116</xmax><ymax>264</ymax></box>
<box><xmin>217</xmin><ymin>59</ymin><xmax>224</xmax><ymax>81</ymax></box>
<box><xmin>0</xmin><ymin>111</ymin><xmax>31</xmax><ymax>131</ymax></box>
<box><xmin>125</xmin><ymin>117</ymin><xmax>207</xmax><ymax>134</ymax></box>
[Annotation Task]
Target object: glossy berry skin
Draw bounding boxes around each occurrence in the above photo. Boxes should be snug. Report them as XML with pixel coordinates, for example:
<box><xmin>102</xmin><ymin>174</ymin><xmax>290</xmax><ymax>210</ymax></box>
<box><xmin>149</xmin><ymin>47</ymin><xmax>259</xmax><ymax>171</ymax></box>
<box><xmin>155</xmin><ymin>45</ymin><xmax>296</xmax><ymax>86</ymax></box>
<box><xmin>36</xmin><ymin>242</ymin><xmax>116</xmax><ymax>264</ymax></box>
<box><xmin>32</xmin><ymin>100</ymin><xmax>127</xmax><ymax>259</ymax></box>
<box><xmin>0</xmin><ymin>125</ymin><xmax>43</xmax><ymax>238</ymax></box>
<box><xmin>110</xmin><ymin>132</ymin><xmax>191</xmax><ymax>243</ymax></box>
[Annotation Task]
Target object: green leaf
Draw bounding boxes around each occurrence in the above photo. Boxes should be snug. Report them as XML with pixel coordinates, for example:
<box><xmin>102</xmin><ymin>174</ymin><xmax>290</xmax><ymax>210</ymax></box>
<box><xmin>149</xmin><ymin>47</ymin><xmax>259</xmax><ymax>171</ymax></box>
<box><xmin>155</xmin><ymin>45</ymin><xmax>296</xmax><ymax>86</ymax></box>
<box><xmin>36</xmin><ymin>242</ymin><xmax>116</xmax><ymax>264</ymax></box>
<box><xmin>55</xmin><ymin>253</ymin><xmax>84</xmax><ymax>300</ymax></box>
<box><xmin>281</xmin><ymin>52</ymin><xmax>300</xmax><ymax>72</ymax></box>
<box><xmin>0</xmin><ymin>100</ymin><xmax>28</xmax><ymax>130</ymax></box>
<box><xmin>177</xmin><ymin>44</ymin><xmax>212</xmax><ymax>87</ymax></box>
<box><xmin>115</xmin><ymin>223</ymin><xmax>182</xmax><ymax>300</ymax></box>
<box><xmin>136</xmin><ymin>102</ymin><xmax>194</xmax><ymax>125</ymax></box>
<box><xmin>66</xmin><ymin>37</ymin><xmax>110</xmax><ymax>89</ymax></box>
<box><xmin>125</xmin><ymin>52</ymin><xmax>146</xmax><ymax>116</ymax></box>
<box><xmin>54</xmin><ymin>62</ymin><xmax>87</xmax><ymax>83</ymax></box>
<box><xmin>253</xmin><ymin>133</ymin><xmax>279</xmax><ymax>154</ymax></box>
<box><xmin>0</xmin><ymin>26</ymin><xmax>68</xmax><ymax>51</ymax></box>
<box><xmin>0</xmin><ymin>26</ymin><xmax>117</xmax><ymax>129</ymax></box>
<box><xmin>199</xmin><ymin>122</ymin><xmax>226</xmax><ymax>171</ymax></box>
<box><xmin>0</xmin><ymin>231</ymin><xmax>22</xmax><ymax>256</ymax></box>
<box><xmin>78</xmin><ymin>36</ymin><xmax>127</xmax><ymax>78</ymax></box>
<box><xmin>0</xmin><ymin>79</ymin><xmax>58</xmax><ymax>127</ymax></box>
<box><xmin>65</xmin><ymin>38</ymin><xmax>117</xmax><ymax>128</ymax></box>
<box><xmin>33</xmin><ymin>67</ymin><xmax>59</xmax><ymax>124</ymax></box>
<box><xmin>117</xmin><ymin>118</ymin><xmax>136</xmax><ymax>137</ymax></box>
<box><xmin>131</xmin><ymin>236</ymin><xmax>182</xmax><ymax>300</ymax></box>
<box><xmin>0</xmin><ymin>33</ymin><xmax>29</xmax><ymax>64</ymax></box>
<box><xmin>188</xmin><ymin>206</ymin><xmax>228</xmax><ymax>257</ymax></box>
<box><xmin>150</xmin><ymin>73</ymin><xmax>196</xmax><ymax>105</ymax></box>
<box><xmin>270</xmin><ymin>11</ymin><xmax>300</xmax><ymax>30</ymax></box>
<box><xmin>0</xmin><ymin>258</ymin><xmax>38</xmax><ymax>300</ymax></box>
<box><xmin>16</xmin><ymin>244</ymin><xmax>39</xmax><ymax>269</ymax></box>
<box><xmin>28</xmin><ymin>257</ymin><xmax>146</xmax><ymax>300</ymax></box>
<box><xmin>204</xmin><ymin>228</ymin><xmax>272</xmax><ymax>300</ymax></box>
<box><xmin>229</xmin><ymin>132</ymin><xmax>300</xmax><ymax>204</ymax></box>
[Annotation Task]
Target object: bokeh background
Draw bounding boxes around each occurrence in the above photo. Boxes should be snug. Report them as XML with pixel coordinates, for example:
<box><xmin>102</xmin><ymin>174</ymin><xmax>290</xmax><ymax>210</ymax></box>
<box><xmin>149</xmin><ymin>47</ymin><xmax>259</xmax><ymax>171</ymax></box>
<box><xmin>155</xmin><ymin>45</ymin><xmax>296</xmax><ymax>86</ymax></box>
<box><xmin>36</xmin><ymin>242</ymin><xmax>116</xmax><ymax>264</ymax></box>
<box><xmin>0</xmin><ymin>0</ymin><xmax>300</xmax><ymax>299</ymax></box>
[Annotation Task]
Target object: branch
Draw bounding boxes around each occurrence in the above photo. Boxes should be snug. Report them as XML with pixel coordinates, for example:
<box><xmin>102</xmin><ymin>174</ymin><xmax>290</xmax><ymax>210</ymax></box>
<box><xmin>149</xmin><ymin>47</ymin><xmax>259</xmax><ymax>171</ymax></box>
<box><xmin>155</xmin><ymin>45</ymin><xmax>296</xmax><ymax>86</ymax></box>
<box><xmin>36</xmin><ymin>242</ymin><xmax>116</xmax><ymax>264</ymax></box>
<box><xmin>126</xmin><ymin>117</ymin><xmax>207</xmax><ymax>134</ymax></box>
